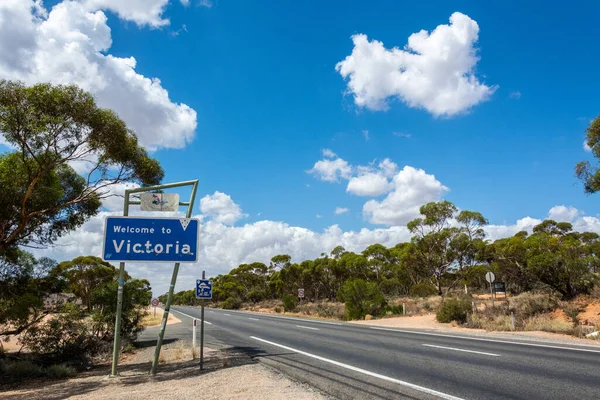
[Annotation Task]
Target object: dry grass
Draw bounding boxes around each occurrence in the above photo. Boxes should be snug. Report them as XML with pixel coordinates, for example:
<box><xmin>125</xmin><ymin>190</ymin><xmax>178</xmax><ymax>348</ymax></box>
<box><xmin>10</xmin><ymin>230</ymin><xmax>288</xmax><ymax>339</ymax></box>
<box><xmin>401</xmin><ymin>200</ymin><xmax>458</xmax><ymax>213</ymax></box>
<box><xmin>141</xmin><ymin>307</ymin><xmax>181</xmax><ymax>327</ymax></box>
<box><xmin>158</xmin><ymin>341</ymin><xmax>192</xmax><ymax>364</ymax></box>
<box><xmin>468</xmin><ymin>313</ymin><xmax>514</xmax><ymax>331</ymax></box>
<box><xmin>523</xmin><ymin>315</ymin><xmax>574</xmax><ymax>335</ymax></box>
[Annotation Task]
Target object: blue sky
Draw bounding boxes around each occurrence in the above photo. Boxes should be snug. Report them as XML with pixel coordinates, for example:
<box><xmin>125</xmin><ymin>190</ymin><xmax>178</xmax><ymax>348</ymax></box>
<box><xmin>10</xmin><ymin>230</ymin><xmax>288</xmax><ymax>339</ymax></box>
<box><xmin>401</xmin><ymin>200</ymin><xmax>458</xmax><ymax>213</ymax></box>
<box><xmin>110</xmin><ymin>0</ymin><xmax>600</xmax><ymax>230</ymax></box>
<box><xmin>2</xmin><ymin>0</ymin><xmax>600</xmax><ymax>293</ymax></box>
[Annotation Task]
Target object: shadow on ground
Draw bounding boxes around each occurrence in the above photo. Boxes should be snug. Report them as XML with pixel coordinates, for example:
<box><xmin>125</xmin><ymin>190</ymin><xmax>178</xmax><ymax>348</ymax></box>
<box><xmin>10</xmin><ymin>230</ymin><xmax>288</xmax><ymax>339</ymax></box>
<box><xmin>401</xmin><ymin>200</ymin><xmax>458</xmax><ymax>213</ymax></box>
<box><xmin>0</xmin><ymin>343</ymin><xmax>290</xmax><ymax>400</ymax></box>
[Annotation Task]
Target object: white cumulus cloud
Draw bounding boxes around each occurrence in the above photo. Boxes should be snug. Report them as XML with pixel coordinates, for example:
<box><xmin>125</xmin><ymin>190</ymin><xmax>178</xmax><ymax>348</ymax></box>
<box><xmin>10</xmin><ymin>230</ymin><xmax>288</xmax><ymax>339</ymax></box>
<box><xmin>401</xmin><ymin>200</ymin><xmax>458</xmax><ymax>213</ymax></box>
<box><xmin>335</xmin><ymin>207</ymin><xmax>350</xmax><ymax>215</ymax></box>
<box><xmin>336</xmin><ymin>12</ymin><xmax>496</xmax><ymax>116</ymax></box>
<box><xmin>363</xmin><ymin>166</ymin><xmax>448</xmax><ymax>225</ymax></box>
<box><xmin>308</xmin><ymin>157</ymin><xmax>352</xmax><ymax>182</ymax></box>
<box><xmin>322</xmin><ymin>148</ymin><xmax>336</xmax><ymax>158</ymax></box>
<box><xmin>0</xmin><ymin>0</ymin><xmax>197</xmax><ymax>151</ymax></box>
<box><xmin>548</xmin><ymin>205</ymin><xmax>581</xmax><ymax>222</ymax></box>
<box><xmin>200</xmin><ymin>191</ymin><xmax>246</xmax><ymax>225</ymax></box>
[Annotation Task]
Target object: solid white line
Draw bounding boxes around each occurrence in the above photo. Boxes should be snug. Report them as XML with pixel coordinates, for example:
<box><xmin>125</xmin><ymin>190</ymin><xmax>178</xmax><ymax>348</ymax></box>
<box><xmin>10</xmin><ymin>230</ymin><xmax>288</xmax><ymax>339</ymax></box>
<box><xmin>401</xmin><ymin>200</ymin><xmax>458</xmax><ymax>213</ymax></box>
<box><xmin>250</xmin><ymin>336</ymin><xmax>464</xmax><ymax>400</ymax></box>
<box><xmin>296</xmin><ymin>325</ymin><xmax>320</xmax><ymax>331</ymax></box>
<box><xmin>422</xmin><ymin>344</ymin><xmax>500</xmax><ymax>357</ymax></box>
<box><xmin>169</xmin><ymin>309</ymin><xmax>212</xmax><ymax>325</ymax></box>
<box><xmin>210</xmin><ymin>308</ymin><xmax>343</xmax><ymax>326</ymax></box>
<box><xmin>370</xmin><ymin>327</ymin><xmax>600</xmax><ymax>354</ymax></box>
<box><xmin>224</xmin><ymin>313</ymin><xmax>231</xmax><ymax>316</ymax></box>
<box><xmin>249</xmin><ymin>318</ymin><xmax>259</xmax><ymax>321</ymax></box>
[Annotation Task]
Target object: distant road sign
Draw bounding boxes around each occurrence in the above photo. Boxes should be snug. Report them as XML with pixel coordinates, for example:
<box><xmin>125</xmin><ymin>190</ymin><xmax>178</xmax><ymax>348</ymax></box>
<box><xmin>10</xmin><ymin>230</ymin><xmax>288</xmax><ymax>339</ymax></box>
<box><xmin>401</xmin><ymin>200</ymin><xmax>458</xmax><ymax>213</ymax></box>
<box><xmin>485</xmin><ymin>272</ymin><xmax>495</xmax><ymax>283</ymax></box>
<box><xmin>298</xmin><ymin>288</ymin><xmax>305</xmax><ymax>298</ymax></box>
<box><xmin>196</xmin><ymin>280</ymin><xmax>213</xmax><ymax>299</ymax></box>
<box><xmin>151</xmin><ymin>298</ymin><xmax>160</xmax><ymax>307</ymax></box>
<box><xmin>493</xmin><ymin>282</ymin><xmax>506</xmax><ymax>294</ymax></box>
<box><xmin>140</xmin><ymin>193</ymin><xmax>179</xmax><ymax>212</ymax></box>
<box><xmin>102</xmin><ymin>216</ymin><xmax>199</xmax><ymax>263</ymax></box>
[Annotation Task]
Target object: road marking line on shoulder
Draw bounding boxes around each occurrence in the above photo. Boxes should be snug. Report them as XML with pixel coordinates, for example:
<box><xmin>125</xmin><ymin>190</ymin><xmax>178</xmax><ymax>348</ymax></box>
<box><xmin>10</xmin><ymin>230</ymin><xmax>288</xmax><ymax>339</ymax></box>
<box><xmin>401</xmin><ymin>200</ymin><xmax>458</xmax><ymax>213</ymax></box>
<box><xmin>224</xmin><ymin>313</ymin><xmax>231</xmax><ymax>316</ymax></box>
<box><xmin>211</xmin><ymin>308</ymin><xmax>343</xmax><ymax>326</ymax></box>
<box><xmin>296</xmin><ymin>325</ymin><xmax>319</xmax><ymax>331</ymax></box>
<box><xmin>422</xmin><ymin>344</ymin><xmax>500</xmax><ymax>357</ymax></box>
<box><xmin>370</xmin><ymin>327</ymin><xmax>600</xmax><ymax>354</ymax></box>
<box><xmin>249</xmin><ymin>318</ymin><xmax>259</xmax><ymax>321</ymax></box>
<box><xmin>250</xmin><ymin>336</ymin><xmax>464</xmax><ymax>400</ymax></box>
<box><xmin>169</xmin><ymin>309</ymin><xmax>212</xmax><ymax>325</ymax></box>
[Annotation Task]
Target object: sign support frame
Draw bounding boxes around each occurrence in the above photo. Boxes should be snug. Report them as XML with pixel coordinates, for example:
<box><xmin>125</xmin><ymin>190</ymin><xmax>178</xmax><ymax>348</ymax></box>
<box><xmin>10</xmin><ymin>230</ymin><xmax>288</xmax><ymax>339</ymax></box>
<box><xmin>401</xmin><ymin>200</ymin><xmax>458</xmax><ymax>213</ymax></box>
<box><xmin>109</xmin><ymin>179</ymin><xmax>198</xmax><ymax>377</ymax></box>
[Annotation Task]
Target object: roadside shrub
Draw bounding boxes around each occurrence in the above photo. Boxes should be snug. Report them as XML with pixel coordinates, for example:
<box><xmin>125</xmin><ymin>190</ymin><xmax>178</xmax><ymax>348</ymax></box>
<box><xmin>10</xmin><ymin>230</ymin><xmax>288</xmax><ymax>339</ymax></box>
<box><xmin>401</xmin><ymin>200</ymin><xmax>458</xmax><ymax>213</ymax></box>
<box><xmin>467</xmin><ymin>313</ymin><xmax>513</xmax><ymax>331</ymax></box>
<box><xmin>4</xmin><ymin>360</ymin><xmax>44</xmax><ymax>380</ymax></box>
<box><xmin>436</xmin><ymin>298</ymin><xmax>471</xmax><ymax>324</ymax></box>
<box><xmin>46</xmin><ymin>364</ymin><xmax>77</xmax><ymax>379</ymax></box>
<box><xmin>385</xmin><ymin>305</ymin><xmax>405</xmax><ymax>316</ymax></box>
<box><xmin>274</xmin><ymin>306</ymin><xmax>282</xmax><ymax>313</ymax></box>
<box><xmin>410</xmin><ymin>283</ymin><xmax>438</xmax><ymax>298</ymax></box>
<box><xmin>221</xmin><ymin>297</ymin><xmax>242</xmax><ymax>310</ymax></box>
<box><xmin>563</xmin><ymin>304</ymin><xmax>584</xmax><ymax>326</ymax></box>
<box><xmin>282</xmin><ymin>294</ymin><xmax>297</xmax><ymax>312</ymax></box>
<box><xmin>337</xmin><ymin>279</ymin><xmax>387</xmax><ymax>320</ymax></box>
<box><xmin>19</xmin><ymin>313</ymin><xmax>99</xmax><ymax>363</ymax></box>
<box><xmin>523</xmin><ymin>315</ymin><xmax>573</xmax><ymax>334</ymax></box>
<box><xmin>509</xmin><ymin>292</ymin><xmax>558</xmax><ymax>318</ymax></box>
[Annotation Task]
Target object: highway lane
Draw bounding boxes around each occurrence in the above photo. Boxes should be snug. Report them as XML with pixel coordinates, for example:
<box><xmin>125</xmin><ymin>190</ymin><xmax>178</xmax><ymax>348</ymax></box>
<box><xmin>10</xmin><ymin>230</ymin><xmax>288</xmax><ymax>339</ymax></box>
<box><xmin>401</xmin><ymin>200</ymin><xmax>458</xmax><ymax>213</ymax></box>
<box><xmin>168</xmin><ymin>306</ymin><xmax>600</xmax><ymax>400</ymax></box>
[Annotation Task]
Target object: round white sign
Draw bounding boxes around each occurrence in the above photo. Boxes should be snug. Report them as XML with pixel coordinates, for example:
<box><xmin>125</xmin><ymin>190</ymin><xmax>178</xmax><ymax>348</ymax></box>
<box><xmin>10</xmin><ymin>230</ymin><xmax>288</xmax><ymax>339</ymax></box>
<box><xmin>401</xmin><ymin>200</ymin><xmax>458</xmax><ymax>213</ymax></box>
<box><xmin>485</xmin><ymin>272</ymin><xmax>495</xmax><ymax>283</ymax></box>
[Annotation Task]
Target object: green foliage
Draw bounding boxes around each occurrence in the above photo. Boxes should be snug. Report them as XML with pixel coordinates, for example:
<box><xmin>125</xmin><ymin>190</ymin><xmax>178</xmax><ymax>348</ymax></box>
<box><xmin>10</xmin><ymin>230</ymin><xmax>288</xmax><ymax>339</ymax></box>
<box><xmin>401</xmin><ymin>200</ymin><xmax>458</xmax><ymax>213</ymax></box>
<box><xmin>45</xmin><ymin>364</ymin><xmax>77</xmax><ymax>379</ymax></box>
<box><xmin>274</xmin><ymin>306</ymin><xmax>282</xmax><ymax>313</ymax></box>
<box><xmin>338</xmin><ymin>279</ymin><xmax>387</xmax><ymax>320</ymax></box>
<box><xmin>0</xmin><ymin>80</ymin><xmax>163</xmax><ymax>254</ymax></box>
<box><xmin>409</xmin><ymin>283</ymin><xmax>439</xmax><ymax>298</ymax></box>
<box><xmin>436</xmin><ymin>298</ymin><xmax>472</xmax><ymax>324</ymax></box>
<box><xmin>3</xmin><ymin>360</ymin><xmax>44</xmax><ymax>380</ymax></box>
<box><xmin>282</xmin><ymin>294</ymin><xmax>297</xmax><ymax>312</ymax></box>
<box><xmin>221</xmin><ymin>297</ymin><xmax>242</xmax><ymax>310</ymax></box>
<box><xmin>576</xmin><ymin>114</ymin><xmax>600</xmax><ymax>193</ymax></box>
<box><xmin>19</xmin><ymin>309</ymin><xmax>98</xmax><ymax>363</ymax></box>
<box><xmin>563</xmin><ymin>304</ymin><xmax>584</xmax><ymax>326</ymax></box>
<box><xmin>508</xmin><ymin>292</ymin><xmax>558</xmax><ymax>318</ymax></box>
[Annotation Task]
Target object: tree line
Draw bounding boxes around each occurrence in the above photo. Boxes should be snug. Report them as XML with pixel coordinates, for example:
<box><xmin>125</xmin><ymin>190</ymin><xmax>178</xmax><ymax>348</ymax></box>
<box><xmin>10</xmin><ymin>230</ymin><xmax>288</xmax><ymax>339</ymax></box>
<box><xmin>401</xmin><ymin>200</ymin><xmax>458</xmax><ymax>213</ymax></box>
<box><xmin>165</xmin><ymin>201</ymin><xmax>600</xmax><ymax>311</ymax></box>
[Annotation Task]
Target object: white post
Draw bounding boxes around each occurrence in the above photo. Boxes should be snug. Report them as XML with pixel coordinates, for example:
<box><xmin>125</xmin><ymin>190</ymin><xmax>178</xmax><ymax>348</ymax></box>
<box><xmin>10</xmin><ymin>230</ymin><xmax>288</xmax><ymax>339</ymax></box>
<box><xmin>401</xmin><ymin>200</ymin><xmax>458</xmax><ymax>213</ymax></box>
<box><xmin>511</xmin><ymin>312</ymin><xmax>515</xmax><ymax>331</ymax></box>
<box><xmin>192</xmin><ymin>318</ymin><xmax>197</xmax><ymax>348</ymax></box>
<box><xmin>403</xmin><ymin>303</ymin><xmax>406</xmax><ymax>316</ymax></box>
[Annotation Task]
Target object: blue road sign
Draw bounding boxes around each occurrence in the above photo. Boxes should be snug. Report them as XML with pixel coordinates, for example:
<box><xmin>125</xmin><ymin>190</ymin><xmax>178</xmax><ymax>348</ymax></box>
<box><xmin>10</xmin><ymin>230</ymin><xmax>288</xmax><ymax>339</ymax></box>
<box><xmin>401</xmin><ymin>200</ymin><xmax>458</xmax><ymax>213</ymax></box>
<box><xmin>102</xmin><ymin>216</ymin><xmax>199</xmax><ymax>263</ymax></box>
<box><xmin>196</xmin><ymin>279</ymin><xmax>213</xmax><ymax>299</ymax></box>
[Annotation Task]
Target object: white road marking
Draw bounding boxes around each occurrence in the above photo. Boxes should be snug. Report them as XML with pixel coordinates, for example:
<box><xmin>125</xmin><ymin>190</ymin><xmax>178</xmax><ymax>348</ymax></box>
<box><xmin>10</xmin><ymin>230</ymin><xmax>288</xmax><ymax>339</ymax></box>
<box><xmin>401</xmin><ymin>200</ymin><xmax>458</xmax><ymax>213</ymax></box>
<box><xmin>224</xmin><ymin>313</ymin><xmax>231</xmax><ymax>316</ymax></box>
<box><xmin>169</xmin><ymin>309</ymin><xmax>212</xmax><ymax>325</ymax></box>
<box><xmin>422</xmin><ymin>344</ymin><xmax>500</xmax><ymax>357</ymax></box>
<box><xmin>249</xmin><ymin>318</ymin><xmax>259</xmax><ymax>321</ymax></box>
<box><xmin>296</xmin><ymin>325</ymin><xmax>319</xmax><ymax>331</ymax></box>
<box><xmin>209</xmin><ymin>308</ymin><xmax>343</xmax><ymax>326</ymax></box>
<box><xmin>370</xmin><ymin>327</ymin><xmax>600</xmax><ymax>354</ymax></box>
<box><xmin>250</xmin><ymin>336</ymin><xmax>464</xmax><ymax>400</ymax></box>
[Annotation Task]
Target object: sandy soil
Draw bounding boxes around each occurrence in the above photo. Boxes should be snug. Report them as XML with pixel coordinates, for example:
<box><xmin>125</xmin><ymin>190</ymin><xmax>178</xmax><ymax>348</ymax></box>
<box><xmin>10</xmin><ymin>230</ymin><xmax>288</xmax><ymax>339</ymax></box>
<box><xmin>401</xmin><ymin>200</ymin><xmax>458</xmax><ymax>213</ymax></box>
<box><xmin>2</xmin><ymin>341</ymin><xmax>327</xmax><ymax>400</ymax></box>
<box><xmin>352</xmin><ymin>314</ymin><xmax>600</xmax><ymax>345</ymax></box>
<box><xmin>142</xmin><ymin>307</ymin><xmax>181</xmax><ymax>327</ymax></box>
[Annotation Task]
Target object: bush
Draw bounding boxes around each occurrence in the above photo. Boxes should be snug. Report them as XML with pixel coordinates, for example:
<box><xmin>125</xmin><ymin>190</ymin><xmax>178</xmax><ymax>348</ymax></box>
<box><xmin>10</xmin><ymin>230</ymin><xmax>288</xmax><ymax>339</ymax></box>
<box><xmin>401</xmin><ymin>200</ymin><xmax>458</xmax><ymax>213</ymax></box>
<box><xmin>19</xmin><ymin>313</ymin><xmax>99</xmax><ymax>363</ymax></box>
<box><xmin>563</xmin><ymin>304</ymin><xmax>584</xmax><ymax>326</ymax></box>
<box><xmin>385</xmin><ymin>305</ymin><xmax>405</xmax><ymax>316</ymax></box>
<box><xmin>46</xmin><ymin>364</ymin><xmax>77</xmax><ymax>379</ymax></box>
<box><xmin>467</xmin><ymin>313</ymin><xmax>513</xmax><ymax>331</ymax></box>
<box><xmin>282</xmin><ymin>294</ymin><xmax>297</xmax><ymax>312</ymax></box>
<box><xmin>274</xmin><ymin>306</ymin><xmax>282</xmax><ymax>313</ymax></box>
<box><xmin>509</xmin><ymin>292</ymin><xmax>558</xmax><ymax>318</ymax></box>
<box><xmin>523</xmin><ymin>315</ymin><xmax>574</xmax><ymax>334</ymax></box>
<box><xmin>436</xmin><ymin>298</ymin><xmax>472</xmax><ymax>324</ymax></box>
<box><xmin>3</xmin><ymin>360</ymin><xmax>44</xmax><ymax>380</ymax></box>
<box><xmin>221</xmin><ymin>297</ymin><xmax>242</xmax><ymax>310</ymax></box>
<box><xmin>337</xmin><ymin>279</ymin><xmax>387</xmax><ymax>320</ymax></box>
<box><xmin>410</xmin><ymin>283</ymin><xmax>438</xmax><ymax>298</ymax></box>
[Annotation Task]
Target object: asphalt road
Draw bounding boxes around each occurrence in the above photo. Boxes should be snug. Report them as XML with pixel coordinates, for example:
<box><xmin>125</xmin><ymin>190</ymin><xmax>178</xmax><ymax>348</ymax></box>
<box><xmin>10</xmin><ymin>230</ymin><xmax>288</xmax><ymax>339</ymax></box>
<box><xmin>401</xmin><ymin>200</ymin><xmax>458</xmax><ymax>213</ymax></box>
<box><xmin>152</xmin><ymin>307</ymin><xmax>600</xmax><ymax>400</ymax></box>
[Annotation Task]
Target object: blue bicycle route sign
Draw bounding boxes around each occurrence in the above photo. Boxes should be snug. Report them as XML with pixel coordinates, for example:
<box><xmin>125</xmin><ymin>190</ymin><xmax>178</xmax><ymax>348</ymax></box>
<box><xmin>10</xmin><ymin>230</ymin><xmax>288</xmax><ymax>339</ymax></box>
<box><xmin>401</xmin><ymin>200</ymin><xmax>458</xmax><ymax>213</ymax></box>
<box><xmin>102</xmin><ymin>216</ymin><xmax>199</xmax><ymax>263</ymax></box>
<box><xmin>196</xmin><ymin>279</ymin><xmax>213</xmax><ymax>299</ymax></box>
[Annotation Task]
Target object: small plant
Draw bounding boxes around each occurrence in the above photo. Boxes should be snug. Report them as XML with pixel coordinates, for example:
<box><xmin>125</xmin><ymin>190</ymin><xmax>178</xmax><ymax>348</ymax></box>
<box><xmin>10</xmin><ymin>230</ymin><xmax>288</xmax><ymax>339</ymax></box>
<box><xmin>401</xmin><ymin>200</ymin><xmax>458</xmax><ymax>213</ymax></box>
<box><xmin>4</xmin><ymin>360</ymin><xmax>44</xmax><ymax>380</ymax></box>
<box><xmin>385</xmin><ymin>305</ymin><xmax>404</xmax><ymax>315</ymax></box>
<box><xmin>46</xmin><ymin>364</ymin><xmax>77</xmax><ymax>379</ymax></box>
<box><xmin>563</xmin><ymin>305</ymin><xmax>584</xmax><ymax>327</ymax></box>
<box><xmin>222</xmin><ymin>297</ymin><xmax>242</xmax><ymax>310</ymax></box>
<box><xmin>274</xmin><ymin>306</ymin><xmax>282</xmax><ymax>313</ymax></box>
<box><xmin>282</xmin><ymin>294</ymin><xmax>297</xmax><ymax>312</ymax></box>
<box><xmin>508</xmin><ymin>292</ymin><xmax>558</xmax><ymax>318</ymax></box>
<box><xmin>523</xmin><ymin>315</ymin><xmax>573</xmax><ymax>334</ymax></box>
<box><xmin>122</xmin><ymin>343</ymin><xmax>136</xmax><ymax>353</ymax></box>
<box><xmin>337</xmin><ymin>279</ymin><xmax>387</xmax><ymax>320</ymax></box>
<box><xmin>409</xmin><ymin>283</ymin><xmax>438</xmax><ymax>298</ymax></box>
<box><xmin>436</xmin><ymin>298</ymin><xmax>472</xmax><ymax>324</ymax></box>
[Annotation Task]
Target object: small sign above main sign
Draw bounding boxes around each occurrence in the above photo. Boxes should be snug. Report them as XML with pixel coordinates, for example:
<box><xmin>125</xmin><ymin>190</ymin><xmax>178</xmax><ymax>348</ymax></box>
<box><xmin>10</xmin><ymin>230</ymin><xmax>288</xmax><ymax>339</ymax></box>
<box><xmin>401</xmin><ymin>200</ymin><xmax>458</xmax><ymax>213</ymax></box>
<box><xmin>140</xmin><ymin>193</ymin><xmax>179</xmax><ymax>212</ymax></box>
<box><xmin>485</xmin><ymin>272</ymin><xmax>496</xmax><ymax>283</ymax></box>
<box><xmin>298</xmin><ymin>288</ymin><xmax>305</xmax><ymax>298</ymax></box>
<box><xmin>151</xmin><ymin>298</ymin><xmax>160</xmax><ymax>307</ymax></box>
<box><xmin>102</xmin><ymin>216</ymin><xmax>199</xmax><ymax>263</ymax></box>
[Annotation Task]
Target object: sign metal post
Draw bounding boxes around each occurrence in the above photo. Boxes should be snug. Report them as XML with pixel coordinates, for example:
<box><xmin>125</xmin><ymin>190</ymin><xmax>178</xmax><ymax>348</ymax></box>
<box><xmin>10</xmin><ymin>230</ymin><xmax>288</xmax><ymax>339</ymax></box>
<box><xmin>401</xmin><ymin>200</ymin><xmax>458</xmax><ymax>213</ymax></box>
<box><xmin>195</xmin><ymin>273</ymin><xmax>212</xmax><ymax>370</ymax></box>
<box><xmin>486</xmin><ymin>272</ymin><xmax>496</xmax><ymax>308</ymax></box>
<box><xmin>106</xmin><ymin>180</ymin><xmax>198</xmax><ymax>377</ymax></box>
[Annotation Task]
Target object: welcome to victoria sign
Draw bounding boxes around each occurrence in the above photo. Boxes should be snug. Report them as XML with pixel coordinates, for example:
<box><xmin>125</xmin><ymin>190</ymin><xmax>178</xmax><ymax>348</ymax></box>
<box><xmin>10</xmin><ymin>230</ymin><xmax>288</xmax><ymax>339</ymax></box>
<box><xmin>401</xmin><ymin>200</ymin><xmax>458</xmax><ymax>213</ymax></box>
<box><xmin>102</xmin><ymin>216</ymin><xmax>199</xmax><ymax>263</ymax></box>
